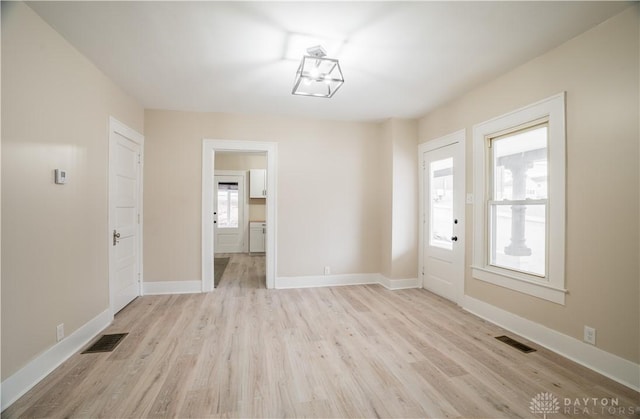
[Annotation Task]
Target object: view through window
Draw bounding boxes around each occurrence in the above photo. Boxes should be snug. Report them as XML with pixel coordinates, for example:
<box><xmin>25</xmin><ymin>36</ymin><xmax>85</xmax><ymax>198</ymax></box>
<box><xmin>430</xmin><ymin>157</ymin><xmax>454</xmax><ymax>250</ymax></box>
<box><xmin>489</xmin><ymin>124</ymin><xmax>548</xmax><ymax>276</ymax></box>
<box><xmin>217</xmin><ymin>182</ymin><xmax>239</xmax><ymax>228</ymax></box>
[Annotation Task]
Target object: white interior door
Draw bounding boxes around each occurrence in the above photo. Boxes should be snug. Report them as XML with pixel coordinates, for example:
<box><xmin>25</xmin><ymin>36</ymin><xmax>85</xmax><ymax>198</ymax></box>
<box><xmin>109</xmin><ymin>118</ymin><xmax>143</xmax><ymax>314</ymax></box>
<box><xmin>214</xmin><ymin>174</ymin><xmax>245</xmax><ymax>253</ymax></box>
<box><xmin>421</xmin><ymin>135</ymin><xmax>465</xmax><ymax>303</ymax></box>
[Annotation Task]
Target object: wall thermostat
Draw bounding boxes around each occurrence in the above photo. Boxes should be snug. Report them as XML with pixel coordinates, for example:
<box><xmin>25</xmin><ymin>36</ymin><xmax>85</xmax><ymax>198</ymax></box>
<box><xmin>54</xmin><ymin>169</ymin><xmax>67</xmax><ymax>184</ymax></box>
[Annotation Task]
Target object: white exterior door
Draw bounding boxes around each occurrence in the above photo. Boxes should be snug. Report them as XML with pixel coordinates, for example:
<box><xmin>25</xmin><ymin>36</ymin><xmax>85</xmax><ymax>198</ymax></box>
<box><xmin>214</xmin><ymin>174</ymin><xmax>245</xmax><ymax>253</ymax></box>
<box><xmin>420</xmin><ymin>132</ymin><xmax>465</xmax><ymax>304</ymax></box>
<box><xmin>109</xmin><ymin>118</ymin><xmax>143</xmax><ymax>314</ymax></box>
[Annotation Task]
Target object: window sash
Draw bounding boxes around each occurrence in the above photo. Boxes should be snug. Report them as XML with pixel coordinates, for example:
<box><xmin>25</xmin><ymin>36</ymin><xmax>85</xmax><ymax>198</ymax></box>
<box><xmin>217</xmin><ymin>189</ymin><xmax>239</xmax><ymax>229</ymax></box>
<box><xmin>487</xmin><ymin>122</ymin><xmax>549</xmax><ymax>279</ymax></box>
<box><xmin>487</xmin><ymin>199</ymin><xmax>547</xmax><ymax>205</ymax></box>
<box><xmin>488</xmin><ymin>200</ymin><xmax>547</xmax><ymax>278</ymax></box>
<box><xmin>472</xmin><ymin>92</ymin><xmax>566</xmax><ymax>304</ymax></box>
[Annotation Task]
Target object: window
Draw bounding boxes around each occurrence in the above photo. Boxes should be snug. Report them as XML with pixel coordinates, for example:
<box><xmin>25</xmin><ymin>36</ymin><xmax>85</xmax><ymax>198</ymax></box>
<box><xmin>489</xmin><ymin>123</ymin><xmax>547</xmax><ymax>277</ymax></box>
<box><xmin>430</xmin><ymin>157</ymin><xmax>454</xmax><ymax>250</ymax></box>
<box><xmin>217</xmin><ymin>182</ymin><xmax>239</xmax><ymax>228</ymax></box>
<box><xmin>472</xmin><ymin>93</ymin><xmax>566</xmax><ymax>304</ymax></box>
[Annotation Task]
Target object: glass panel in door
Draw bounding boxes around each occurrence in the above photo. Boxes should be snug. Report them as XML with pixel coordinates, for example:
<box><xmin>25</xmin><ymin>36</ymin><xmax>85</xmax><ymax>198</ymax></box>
<box><xmin>217</xmin><ymin>182</ymin><xmax>239</xmax><ymax>228</ymax></box>
<box><xmin>429</xmin><ymin>157</ymin><xmax>453</xmax><ymax>250</ymax></box>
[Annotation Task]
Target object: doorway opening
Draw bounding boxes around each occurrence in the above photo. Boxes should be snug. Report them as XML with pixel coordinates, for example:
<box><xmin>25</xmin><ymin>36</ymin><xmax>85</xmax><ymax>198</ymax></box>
<box><xmin>214</xmin><ymin>152</ymin><xmax>267</xmax><ymax>289</ymax></box>
<box><xmin>202</xmin><ymin>140</ymin><xmax>277</xmax><ymax>291</ymax></box>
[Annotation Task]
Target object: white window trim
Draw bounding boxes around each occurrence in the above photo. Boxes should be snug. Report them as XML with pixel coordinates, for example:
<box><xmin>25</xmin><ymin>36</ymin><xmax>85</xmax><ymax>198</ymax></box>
<box><xmin>472</xmin><ymin>93</ymin><xmax>567</xmax><ymax>304</ymax></box>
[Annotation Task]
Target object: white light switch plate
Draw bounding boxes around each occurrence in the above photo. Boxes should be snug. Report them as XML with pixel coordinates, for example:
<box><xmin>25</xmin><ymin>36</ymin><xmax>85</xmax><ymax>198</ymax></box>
<box><xmin>56</xmin><ymin>324</ymin><xmax>65</xmax><ymax>342</ymax></box>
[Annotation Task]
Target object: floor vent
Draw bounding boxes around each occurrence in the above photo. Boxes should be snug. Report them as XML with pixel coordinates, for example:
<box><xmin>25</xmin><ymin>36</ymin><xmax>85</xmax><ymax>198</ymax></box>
<box><xmin>82</xmin><ymin>333</ymin><xmax>128</xmax><ymax>354</ymax></box>
<box><xmin>495</xmin><ymin>335</ymin><xmax>536</xmax><ymax>353</ymax></box>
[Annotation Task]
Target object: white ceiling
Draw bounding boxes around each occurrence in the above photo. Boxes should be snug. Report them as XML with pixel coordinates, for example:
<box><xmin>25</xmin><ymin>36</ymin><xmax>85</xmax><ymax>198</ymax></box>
<box><xmin>28</xmin><ymin>1</ymin><xmax>630</xmax><ymax>122</ymax></box>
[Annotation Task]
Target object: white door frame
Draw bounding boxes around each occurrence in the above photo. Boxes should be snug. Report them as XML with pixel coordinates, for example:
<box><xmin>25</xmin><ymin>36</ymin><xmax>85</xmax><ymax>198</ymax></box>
<box><xmin>214</xmin><ymin>170</ymin><xmax>249</xmax><ymax>253</ymax></box>
<box><xmin>418</xmin><ymin>129</ymin><xmax>465</xmax><ymax>304</ymax></box>
<box><xmin>202</xmin><ymin>139</ymin><xmax>277</xmax><ymax>291</ymax></box>
<box><xmin>108</xmin><ymin>116</ymin><xmax>144</xmax><ymax>315</ymax></box>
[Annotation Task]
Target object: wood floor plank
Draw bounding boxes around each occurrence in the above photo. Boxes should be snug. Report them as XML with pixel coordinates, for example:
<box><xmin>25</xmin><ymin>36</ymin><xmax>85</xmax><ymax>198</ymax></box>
<box><xmin>3</xmin><ymin>252</ymin><xmax>639</xmax><ymax>418</ymax></box>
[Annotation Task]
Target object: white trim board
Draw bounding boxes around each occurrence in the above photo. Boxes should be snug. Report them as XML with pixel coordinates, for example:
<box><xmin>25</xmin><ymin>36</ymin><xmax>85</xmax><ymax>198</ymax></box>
<box><xmin>276</xmin><ymin>274</ymin><xmax>379</xmax><ymax>289</ymax></box>
<box><xmin>378</xmin><ymin>276</ymin><xmax>421</xmax><ymax>290</ymax></box>
<box><xmin>143</xmin><ymin>280</ymin><xmax>202</xmax><ymax>295</ymax></box>
<box><xmin>1</xmin><ymin>309</ymin><xmax>112</xmax><ymax>411</ymax></box>
<box><xmin>276</xmin><ymin>273</ymin><xmax>420</xmax><ymax>291</ymax></box>
<box><xmin>463</xmin><ymin>295</ymin><xmax>640</xmax><ymax>392</ymax></box>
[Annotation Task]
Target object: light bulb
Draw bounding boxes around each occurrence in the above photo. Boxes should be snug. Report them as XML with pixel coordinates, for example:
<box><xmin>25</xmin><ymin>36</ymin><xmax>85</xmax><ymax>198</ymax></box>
<box><xmin>309</xmin><ymin>67</ymin><xmax>320</xmax><ymax>80</ymax></box>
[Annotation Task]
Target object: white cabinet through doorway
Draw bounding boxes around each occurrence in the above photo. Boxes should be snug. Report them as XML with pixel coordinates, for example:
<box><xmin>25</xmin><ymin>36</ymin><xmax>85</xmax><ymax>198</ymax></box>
<box><xmin>249</xmin><ymin>169</ymin><xmax>267</xmax><ymax>198</ymax></box>
<box><xmin>250</xmin><ymin>222</ymin><xmax>266</xmax><ymax>253</ymax></box>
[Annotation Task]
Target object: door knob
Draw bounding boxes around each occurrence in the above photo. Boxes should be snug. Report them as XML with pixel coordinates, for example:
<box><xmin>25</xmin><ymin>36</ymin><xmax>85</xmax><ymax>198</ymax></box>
<box><xmin>113</xmin><ymin>230</ymin><xmax>121</xmax><ymax>246</ymax></box>
<box><xmin>451</xmin><ymin>236</ymin><xmax>458</xmax><ymax>242</ymax></box>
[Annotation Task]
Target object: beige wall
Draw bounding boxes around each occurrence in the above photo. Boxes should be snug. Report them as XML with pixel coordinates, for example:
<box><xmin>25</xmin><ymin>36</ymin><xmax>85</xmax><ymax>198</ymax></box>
<box><xmin>144</xmin><ymin>111</ymin><xmax>384</xmax><ymax>282</ymax></box>
<box><xmin>215</xmin><ymin>152</ymin><xmax>267</xmax><ymax>222</ymax></box>
<box><xmin>1</xmin><ymin>2</ymin><xmax>144</xmax><ymax>379</ymax></box>
<box><xmin>214</xmin><ymin>152</ymin><xmax>267</xmax><ymax>171</ymax></box>
<box><xmin>380</xmin><ymin>119</ymin><xmax>419</xmax><ymax>279</ymax></box>
<box><xmin>379</xmin><ymin>123</ymin><xmax>394</xmax><ymax>278</ymax></box>
<box><xmin>390</xmin><ymin>120</ymin><xmax>419</xmax><ymax>280</ymax></box>
<box><xmin>419</xmin><ymin>6</ymin><xmax>639</xmax><ymax>363</ymax></box>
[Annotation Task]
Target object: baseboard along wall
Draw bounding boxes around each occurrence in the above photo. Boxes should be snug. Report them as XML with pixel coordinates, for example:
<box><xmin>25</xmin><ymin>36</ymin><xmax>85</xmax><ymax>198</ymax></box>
<box><xmin>275</xmin><ymin>273</ymin><xmax>420</xmax><ymax>291</ymax></box>
<box><xmin>1</xmin><ymin>309</ymin><xmax>112</xmax><ymax>411</ymax></box>
<box><xmin>462</xmin><ymin>295</ymin><xmax>640</xmax><ymax>392</ymax></box>
<box><xmin>143</xmin><ymin>280</ymin><xmax>202</xmax><ymax>295</ymax></box>
<box><xmin>277</xmin><ymin>273</ymin><xmax>640</xmax><ymax>392</ymax></box>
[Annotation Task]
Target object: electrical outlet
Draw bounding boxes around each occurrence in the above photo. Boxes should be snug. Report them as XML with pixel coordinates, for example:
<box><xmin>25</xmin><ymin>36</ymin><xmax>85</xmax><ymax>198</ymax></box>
<box><xmin>324</xmin><ymin>266</ymin><xmax>331</xmax><ymax>275</ymax></box>
<box><xmin>56</xmin><ymin>324</ymin><xmax>65</xmax><ymax>342</ymax></box>
<box><xmin>584</xmin><ymin>326</ymin><xmax>596</xmax><ymax>345</ymax></box>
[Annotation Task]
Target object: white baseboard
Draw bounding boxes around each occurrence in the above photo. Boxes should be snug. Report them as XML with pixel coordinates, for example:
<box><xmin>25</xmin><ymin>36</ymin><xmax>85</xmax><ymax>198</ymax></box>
<box><xmin>143</xmin><ymin>275</ymin><xmax>421</xmax><ymax>293</ymax></box>
<box><xmin>276</xmin><ymin>273</ymin><xmax>380</xmax><ymax>289</ymax></box>
<box><xmin>276</xmin><ymin>273</ymin><xmax>420</xmax><ymax>291</ymax></box>
<box><xmin>463</xmin><ymin>295</ymin><xmax>640</xmax><ymax>392</ymax></box>
<box><xmin>379</xmin><ymin>276</ymin><xmax>421</xmax><ymax>290</ymax></box>
<box><xmin>143</xmin><ymin>280</ymin><xmax>202</xmax><ymax>295</ymax></box>
<box><xmin>1</xmin><ymin>309</ymin><xmax>112</xmax><ymax>411</ymax></box>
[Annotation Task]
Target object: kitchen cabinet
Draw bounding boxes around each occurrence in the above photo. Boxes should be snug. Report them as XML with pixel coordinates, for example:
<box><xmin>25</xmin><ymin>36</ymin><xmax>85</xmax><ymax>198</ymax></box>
<box><xmin>249</xmin><ymin>169</ymin><xmax>267</xmax><ymax>198</ymax></box>
<box><xmin>249</xmin><ymin>222</ymin><xmax>266</xmax><ymax>253</ymax></box>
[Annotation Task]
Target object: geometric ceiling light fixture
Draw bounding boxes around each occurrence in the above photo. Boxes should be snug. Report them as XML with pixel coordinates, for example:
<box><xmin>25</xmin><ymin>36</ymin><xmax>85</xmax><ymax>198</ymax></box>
<box><xmin>292</xmin><ymin>45</ymin><xmax>344</xmax><ymax>98</ymax></box>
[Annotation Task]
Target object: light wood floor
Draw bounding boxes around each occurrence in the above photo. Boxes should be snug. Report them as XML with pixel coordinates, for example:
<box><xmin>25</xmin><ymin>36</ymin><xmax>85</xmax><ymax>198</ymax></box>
<box><xmin>4</xmin><ymin>253</ymin><xmax>639</xmax><ymax>418</ymax></box>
